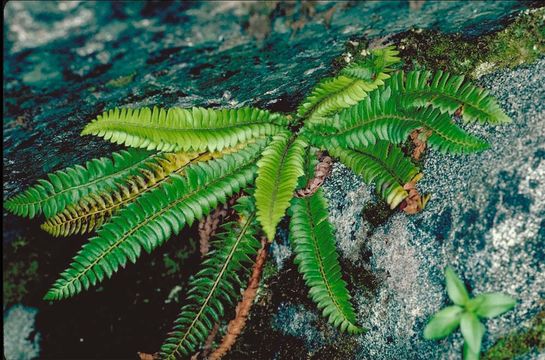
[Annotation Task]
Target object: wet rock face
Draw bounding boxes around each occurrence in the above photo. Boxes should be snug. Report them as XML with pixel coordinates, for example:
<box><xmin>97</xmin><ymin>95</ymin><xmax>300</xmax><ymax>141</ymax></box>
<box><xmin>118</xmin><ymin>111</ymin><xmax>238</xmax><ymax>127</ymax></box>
<box><xmin>3</xmin><ymin>1</ymin><xmax>543</xmax><ymax>359</ymax></box>
<box><xmin>323</xmin><ymin>58</ymin><xmax>545</xmax><ymax>358</ymax></box>
<box><xmin>2</xmin><ymin>1</ymin><xmax>529</xmax><ymax>198</ymax></box>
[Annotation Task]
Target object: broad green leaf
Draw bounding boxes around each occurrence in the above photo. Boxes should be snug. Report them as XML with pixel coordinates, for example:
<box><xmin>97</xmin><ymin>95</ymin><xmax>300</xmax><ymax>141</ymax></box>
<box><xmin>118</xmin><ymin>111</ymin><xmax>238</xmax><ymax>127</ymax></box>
<box><xmin>445</xmin><ymin>266</ymin><xmax>470</xmax><ymax>306</ymax></box>
<box><xmin>460</xmin><ymin>312</ymin><xmax>485</xmax><ymax>354</ymax></box>
<box><xmin>423</xmin><ymin>305</ymin><xmax>464</xmax><ymax>339</ymax></box>
<box><xmin>474</xmin><ymin>292</ymin><xmax>516</xmax><ymax>319</ymax></box>
<box><xmin>463</xmin><ymin>341</ymin><xmax>480</xmax><ymax>360</ymax></box>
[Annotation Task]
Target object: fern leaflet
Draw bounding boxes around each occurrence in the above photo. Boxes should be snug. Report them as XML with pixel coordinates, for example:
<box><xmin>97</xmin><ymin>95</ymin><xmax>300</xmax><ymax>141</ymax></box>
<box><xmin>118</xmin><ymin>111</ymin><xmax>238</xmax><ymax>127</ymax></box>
<box><xmin>289</xmin><ymin>188</ymin><xmax>362</xmax><ymax>334</ymax></box>
<box><xmin>41</xmin><ymin>142</ymin><xmax>254</xmax><ymax>237</ymax></box>
<box><xmin>5</xmin><ymin>149</ymin><xmax>155</xmax><ymax>219</ymax></box>
<box><xmin>388</xmin><ymin>70</ymin><xmax>511</xmax><ymax>124</ymax></box>
<box><xmin>82</xmin><ymin>106</ymin><xmax>288</xmax><ymax>152</ymax></box>
<box><xmin>41</xmin><ymin>151</ymin><xmax>200</xmax><ymax>237</ymax></box>
<box><xmin>306</xmin><ymin>87</ymin><xmax>490</xmax><ymax>154</ymax></box>
<box><xmin>328</xmin><ymin>141</ymin><xmax>421</xmax><ymax>209</ymax></box>
<box><xmin>43</xmin><ymin>141</ymin><xmax>266</xmax><ymax>300</ymax></box>
<box><xmin>160</xmin><ymin>197</ymin><xmax>261</xmax><ymax>359</ymax></box>
<box><xmin>255</xmin><ymin>133</ymin><xmax>307</xmax><ymax>241</ymax></box>
<box><xmin>298</xmin><ymin>46</ymin><xmax>400</xmax><ymax>120</ymax></box>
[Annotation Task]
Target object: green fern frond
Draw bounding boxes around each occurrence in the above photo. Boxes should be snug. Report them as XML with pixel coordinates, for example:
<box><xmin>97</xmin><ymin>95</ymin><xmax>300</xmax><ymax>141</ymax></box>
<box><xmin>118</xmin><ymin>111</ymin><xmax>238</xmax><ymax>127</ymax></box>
<box><xmin>43</xmin><ymin>141</ymin><xmax>267</xmax><ymax>301</ymax></box>
<box><xmin>40</xmin><ymin>151</ymin><xmax>200</xmax><ymax>237</ymax></box>
<box><xmin>289</xmin><ymin>188</ymin><xmax>362</xmax><ymax>334</ymax></box>
<box><xmin>296</xmin><ymin>146</ymin><xmax>319</xmax><ymax>190</ymax></box>
<box><xmin>255</xmin><ymin>133</ymin><xmax>307</xmax><ymax>241</ymax></box>
<box><xmin>40</xmin><ymin>142</ymin><xmax>254</xmax><ymax>237</ymax></box>
<box><xmin>4</xmin><ymin>149</ymin><xmax>155</xmax><ymax>219</ymax></box>
<box><xmin>160</xmin><ymin>196</ymin><xmax>261</xmax><ymax>359</ymax></box>
<box><xmin>307</xmin><ymin>87</ymin><xmax>490</xmax><ymax>154</ymax></box>
<box><xmin>388</xmin><ymin>70</ymin><xmax>511</xmax><ymax>124</ymax></box>
<box><xmin>328</xmin><ymin>141</ymin><xmax>421</xmax><ymax>209</ymax></box>
<box><xmin>340</xmin><ymin>45</ymin><xmax>400</xmax><ymax>80</ymax></box>
<box><xmin>81</xmin><ymin>106</ymin><xmax>288</xmax><ymax>152</ymax></box>
<box><xmin>297</xmin><ymin>46</ymin><xmax>400</xmax><ymax>119</ymax></box>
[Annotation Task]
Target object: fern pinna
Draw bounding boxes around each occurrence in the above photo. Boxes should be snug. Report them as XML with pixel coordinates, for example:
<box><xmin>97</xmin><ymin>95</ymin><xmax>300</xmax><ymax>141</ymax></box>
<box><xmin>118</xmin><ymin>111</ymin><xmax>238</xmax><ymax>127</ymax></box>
<box><xmin>5</xmin><ymin>45</ymin><xmax>509</xmax><ymax>358</ymax></box>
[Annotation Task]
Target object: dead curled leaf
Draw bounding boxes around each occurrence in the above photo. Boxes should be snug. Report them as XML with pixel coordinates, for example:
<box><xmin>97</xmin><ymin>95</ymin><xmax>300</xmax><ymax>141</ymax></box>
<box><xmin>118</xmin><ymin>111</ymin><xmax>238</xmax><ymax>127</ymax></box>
<box><xmin>137</xmin><ymin>352</ymin><xmax>159</xmax><ymax>360</ymax></box>
<box><xmin>399</xmin><ymin>174</ymin><xmax>429</xmax><ymax>214</ymax></box>
<box><xmin>198</xmin><ymin>193</ymin><xmax>241</xmax><ymax>257</ymax></box>
<box><xmin>410</xmin><ymin>128</ymin><xmax>432</xmax><ymax>160</ymax></box>
<box><xmin>208</xmin><ymin>238</ymin><xmax>268</xmax><ymax>360</ymax></box>
<box><xmin>295</xmin><ymin>153</ymin><xmax>333</xmax><ymax>198</ymax></box>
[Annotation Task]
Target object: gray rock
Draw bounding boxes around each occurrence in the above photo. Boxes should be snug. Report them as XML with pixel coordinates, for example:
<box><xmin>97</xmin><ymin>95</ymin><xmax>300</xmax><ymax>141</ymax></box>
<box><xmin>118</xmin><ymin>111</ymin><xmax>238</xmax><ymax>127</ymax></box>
<box><xmin>3</xmin><ymin>1</ymin><xmax>542</xmax><ymax>358</ymax></box>
<box><xmin>321</xmin><ymin>58</ymin><xmax>545</xmax><ymax>359</ymax></box>
<box><xmin>3</xmin><ymin>305</ymin><xmax>41</xmax><ymax>360</ymax></box>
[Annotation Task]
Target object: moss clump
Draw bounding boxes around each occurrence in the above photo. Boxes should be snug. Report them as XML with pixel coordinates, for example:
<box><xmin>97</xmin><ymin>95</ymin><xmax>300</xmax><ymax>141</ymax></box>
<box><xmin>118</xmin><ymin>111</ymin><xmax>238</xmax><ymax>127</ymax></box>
<box><xmin>483</xmin><ymin>310</ymin><xmax>545</xmax><ymax>359</ymax></box>
<box><xmin>396</xmin><ymin>7</ymin><xmax>545</xmax><ymax>78</ymax></box>
<box><xmin>486</xmin><ymin>8</ymin><xmax>545</xmax><ymax>71</ymax></box>
<box><xmin>161</xmin><ymin>237</ymin><xmax>197</xmax><ymax>276</ymax></box>
<box><xmin>3</xmin><ymin>237</ymin><xmax>40</xmax><ymax>308</ymax></box>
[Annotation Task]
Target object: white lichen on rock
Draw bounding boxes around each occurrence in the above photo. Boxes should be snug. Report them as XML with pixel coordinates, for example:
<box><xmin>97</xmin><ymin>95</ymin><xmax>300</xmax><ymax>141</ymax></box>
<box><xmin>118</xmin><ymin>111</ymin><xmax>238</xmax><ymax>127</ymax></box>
<box><xmin>3</xmin><ymin>305</ymin><xmax>41</xmax><ymax>360</ymax></box>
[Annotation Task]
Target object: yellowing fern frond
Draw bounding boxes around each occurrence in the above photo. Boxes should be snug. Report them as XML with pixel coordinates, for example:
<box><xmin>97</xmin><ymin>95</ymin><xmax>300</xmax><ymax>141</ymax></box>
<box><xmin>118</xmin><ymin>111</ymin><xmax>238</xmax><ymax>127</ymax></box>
<box><xmin>5</xmin><ymin>149</ymin><xmax>155</xmax><ymax>219</ymax></box>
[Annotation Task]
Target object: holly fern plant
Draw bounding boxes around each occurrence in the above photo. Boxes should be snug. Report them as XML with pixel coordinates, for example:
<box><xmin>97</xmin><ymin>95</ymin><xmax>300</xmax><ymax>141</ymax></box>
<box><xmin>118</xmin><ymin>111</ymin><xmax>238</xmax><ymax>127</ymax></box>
<box><xmin>5</xmin><ymin>45</ymin><xmax>510</xmax><ymax>359</ymax></box>
<box><xmin>424</xmin><ymin>267</ymin><xmax>516</xmax><ymax>359</ymax></box>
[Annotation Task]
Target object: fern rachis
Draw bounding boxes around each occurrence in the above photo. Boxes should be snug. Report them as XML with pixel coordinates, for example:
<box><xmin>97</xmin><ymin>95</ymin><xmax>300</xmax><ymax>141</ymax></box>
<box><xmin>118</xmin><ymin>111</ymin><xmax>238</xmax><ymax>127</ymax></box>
<box><xmin>5</xmin><ymin>44</ymin><xmax>509</xmax><ymax>358</ymax></box>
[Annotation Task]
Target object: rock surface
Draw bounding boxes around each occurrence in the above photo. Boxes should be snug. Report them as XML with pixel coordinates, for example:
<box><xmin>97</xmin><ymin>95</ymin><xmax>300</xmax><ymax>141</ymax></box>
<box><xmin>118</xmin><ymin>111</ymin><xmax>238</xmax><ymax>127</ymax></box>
<box><xmin>3</xmin><ymin>1</ymin><xmax>543</xmax><ymax>359</ymax></box>
<box><xmin>3</xmin><ymin>305</ymin><xmax>41</xmax><ymax>360</ymax></box>
<box><xmin>320</xmin><ymin>57</ymin><xmax>545</xmax><ymax>359</ymax></box>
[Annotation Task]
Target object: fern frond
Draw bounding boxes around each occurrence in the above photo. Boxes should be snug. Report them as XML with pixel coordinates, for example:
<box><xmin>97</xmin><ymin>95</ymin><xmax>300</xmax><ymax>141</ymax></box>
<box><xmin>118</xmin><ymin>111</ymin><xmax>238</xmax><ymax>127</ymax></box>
<box><xmin>40</xmin><ymin>151</ymin><xmax>200</xmax><ymax>237</ymax></box>
<box><xmin>81</xmin><ymin>106</ymin><xmax>289</xmax><ymax>152</ymax></box>
<box><xmin>255</xmin><ymin>133</ymin><xmax>307</xmax><ymax>241</ymax></box>
<box><xmin>306</xmin><ymin>87</ymin><xmax>489</xmax><ymax>154</ymax></box>
<box><xmin>160</xmin><ymin>197</ymin><xmax>261</xmax><ymax>359</ymax></box>
<box><xmin>40</xmin><ymin>142</ymin><xmax>253</xmax><ymax>237</ymax></box>
<box><xmin>340</xmin><ymin>45</ymin><xmax>400</xmax><ymax>80</ymax></box>
<box><xmin>296</xmin><ymin>146</ymin><xmax>318</xmax><ymax>190</ymax></box>
<box><xmin>43</xmin><ymin>141</ymin><xmax>267</xmax><ymax>301</ymax></box>
<box><xmin>328</xmin><ymin>141</ymin><xmax>421</xmax><ymax>209</ymax></box>
<box><xmin>289</xmin><ymin>189</ymin><xmax>361</xmax><ymax>334</ymax></box>
<box><xmin>4</xmin><ymin>149</ymin><xmax>155</xmax><ymax>219</ymax></box>
<box><xmin>297</xmin><ymin>46</ymin><xmax>400</xmax><ymax>119</ymax></box>
<box><xmin>388</xmin><ymin>70</ymin><xmax>511</xmax><ymax>124</ymax></box>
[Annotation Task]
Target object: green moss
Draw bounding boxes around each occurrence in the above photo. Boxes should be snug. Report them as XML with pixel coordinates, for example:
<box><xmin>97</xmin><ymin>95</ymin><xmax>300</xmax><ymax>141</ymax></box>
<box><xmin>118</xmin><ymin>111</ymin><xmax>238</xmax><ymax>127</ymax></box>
<box><xmin>396</xmin><ymin>7</ymin><xmax>545</xmax><ymax>78</ymax></box>
<box><xmin>161</xmin><ymin>237</ymin><xmax>197</xmax><ymax>276</ymax></box>
<box><xmin>261</xmin><ymin>260</ymin><xmax>279</xmax><ymax>283</ymax></box>
<box><xmin>483</xmin><ymin>310</ymin><xmax>545</xmax><ymax>359</ymax></box>
<box><xmin>3</xmin><ymin>237</ymin><xmax>40</xmax><ymax>307</ymax></box>
<box><xmin>487</xmin><ymin>8</ymin><xmax>545</xmax><ymax>71</ymax></box>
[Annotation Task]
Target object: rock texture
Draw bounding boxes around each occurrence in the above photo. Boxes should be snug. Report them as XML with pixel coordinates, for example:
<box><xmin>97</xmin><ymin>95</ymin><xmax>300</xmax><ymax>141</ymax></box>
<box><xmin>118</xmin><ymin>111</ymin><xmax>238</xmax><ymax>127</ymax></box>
<box><xmin>3</xmin><ymin>1</ymin><xmax>543</xmax><ymax>359</ymax></box>
<box><xmin>321</xmin><ymin>58</ymin><xmax>545</xmax><ymax>359</ymax></box>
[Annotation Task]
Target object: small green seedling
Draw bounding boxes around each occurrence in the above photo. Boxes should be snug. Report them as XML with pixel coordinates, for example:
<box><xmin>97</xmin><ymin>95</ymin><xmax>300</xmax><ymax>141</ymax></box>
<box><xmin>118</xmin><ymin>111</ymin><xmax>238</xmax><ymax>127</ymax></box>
<box><xmin>424</xmin><ymin>266</ymin><xmax>516</xmax><ymax>359</ymax></box>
